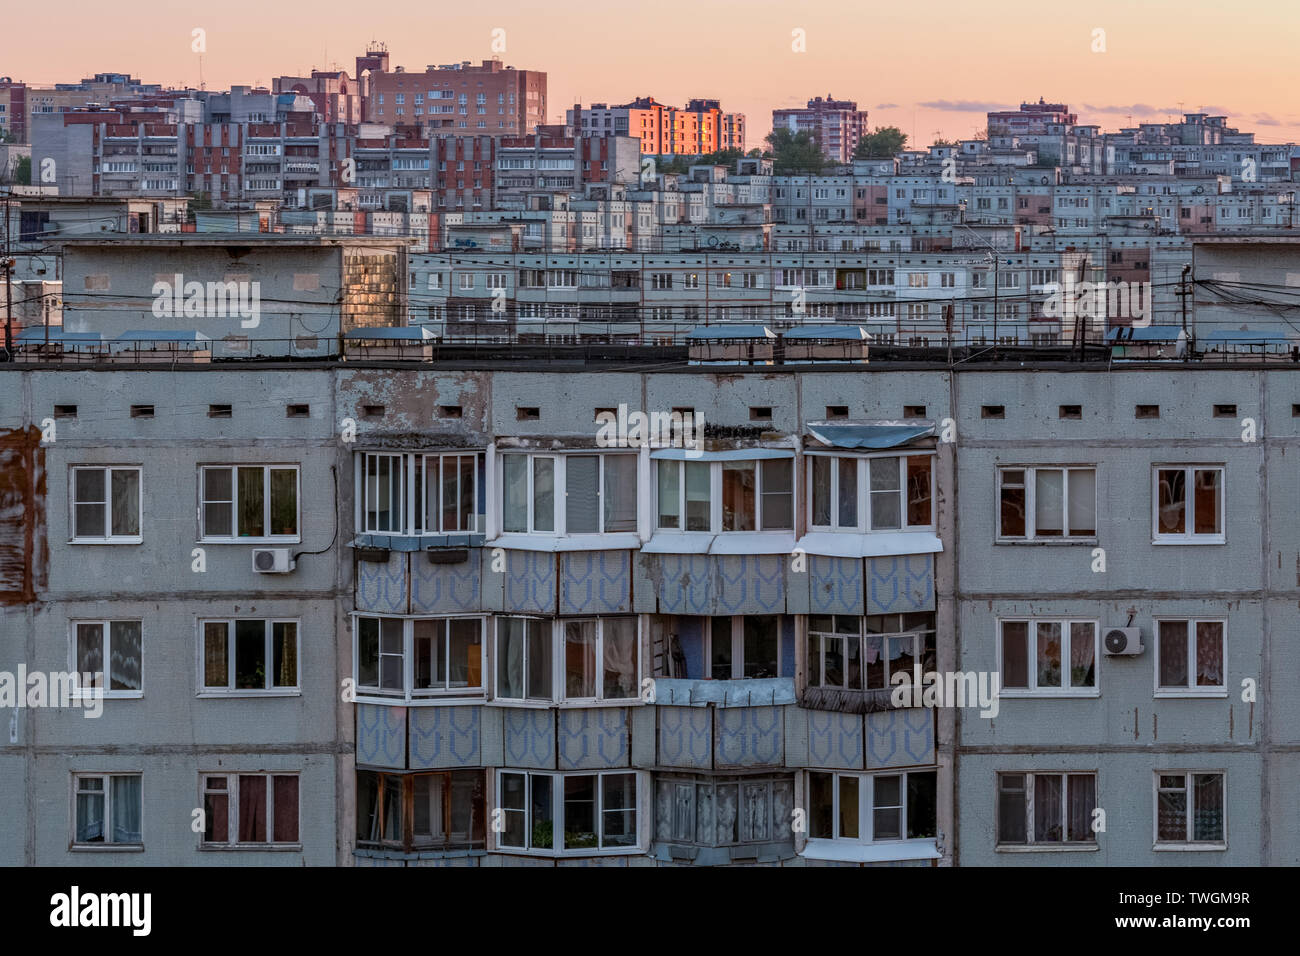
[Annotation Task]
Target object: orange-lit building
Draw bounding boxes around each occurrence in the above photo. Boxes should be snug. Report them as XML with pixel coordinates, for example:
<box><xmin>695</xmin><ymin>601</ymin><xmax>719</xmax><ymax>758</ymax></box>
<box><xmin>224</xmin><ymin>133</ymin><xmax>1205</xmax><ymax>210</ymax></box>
<box><xmin>569</xmin><ymin>96</ymin><xmax>745</xmax><ymax>155</ymax></box>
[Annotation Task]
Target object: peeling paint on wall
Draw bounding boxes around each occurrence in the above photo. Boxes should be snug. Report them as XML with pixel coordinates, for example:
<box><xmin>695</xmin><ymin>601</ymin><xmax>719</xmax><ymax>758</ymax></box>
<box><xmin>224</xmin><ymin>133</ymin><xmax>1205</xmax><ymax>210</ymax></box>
<box><xmin>0</xmin><ymin>425</ymin><xmax>46</xmax><ymax>604</ymax></box>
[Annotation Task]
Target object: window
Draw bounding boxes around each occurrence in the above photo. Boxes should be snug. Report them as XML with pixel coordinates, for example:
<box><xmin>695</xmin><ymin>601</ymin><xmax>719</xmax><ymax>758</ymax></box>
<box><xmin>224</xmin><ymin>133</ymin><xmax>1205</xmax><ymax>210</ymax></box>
<box><xmin>497</xmin><ymin>770</ymin><xmax>641</xmax><ymax>855</ymax></box>
<box><xmin>998</xmin><ymin>467</ymin><xmax>1096</xmax><ymax>540</ymax></box>
<box><xmin>707</xmin><ymin>615</ymin><xmax>782</xmax><ymax>680</ymax></box>
<box><xmin>808</xmin><ymin>454</ymin><xmax>933</xmax><ymax>532</ymax></box>
<box><xmin>201</xmin><ymin>619</ymin><xmax>299</xmax><ymax>693</ymax></box>
<box><xmin>1153</xmin><ymin>466</ymin><xmax>1223</xmax><ymax>543</ymax></box>
<box><xmin>1155</xmin><ymin>772</ymin><xmax>1225</xmax><ymax>846</ymax></box>
<box><xmin>457</xmin><ymin>273</ymin><xmax>474</xmax><ymax>291</ymax></box>
<box><xmin>997</xmin><ymin>772</ymin><xmax>1097</xmax><ymax>847</ymax></box>
<box><xmin>807</xmin><ymin>614</ymin><xmax>935</xmax><ymax>693</ymax></box>
<box><xmin>495</xmin><ymin>616</ymin><xmax>552</xmax><ymax>701</ymax></box>
<box><xmin>73</xmin><ymin>621</ymin><xmax>142</xmax><ymax>696</ymax></box>
<box><xmin>999</xmin><ymin>620</ymin><xmax>1097</xmax><ymax>695</ymax></box>
<box><xmin>199</xmin><ymin>465</ymin><xmax>299</xmax><ymax>540</ymax></box>
<box><xmin>355</xmin><ymin>616</ymin><xmax>486</xmax><ymax>700</ymax></box>
<box><xmin>502</xmin><ymin>452</ymin><xmax>637</xmax><ymax>536</ymax></box>
<box><xmin>1155</xmin><ymin>619</ymin><xmax>1225</xmax><ymax>695</ymax></box>
<box><xmin>654</xmin><ymin>774</ymin><xmax>794</xmax><ymax>846</ymax></box>
<box><xmin>656</xmin><ymin>457</ymin><xmax>794</xmax><ymax>533</ymax></box>
<box><xmin>73</xmin><ymin>773</ymin><xmax>142</xmax><ymax>847</ymax></box>
<box><xmin>201</xmin><ymin>773</ymin><xmax>299</xmax><ymax>847</ymax></box>
<box><xmin>808</xmin><ymin>770</ymin><xmax>937</xmax><ymax>844</ymax></box>
<box><xmin>356</xmin><ymin>770</ymin><xmax>485</xmax><ymax>851</ymax></box>
<box><xmin>70</xmin><ymin>466</ymin><xmax>141</xmax><ymax>542</ymax></box>
<box><xmin>359</xmin><ymin>452</ymin><xmax>484</xmax><ymax>536</ymax></box>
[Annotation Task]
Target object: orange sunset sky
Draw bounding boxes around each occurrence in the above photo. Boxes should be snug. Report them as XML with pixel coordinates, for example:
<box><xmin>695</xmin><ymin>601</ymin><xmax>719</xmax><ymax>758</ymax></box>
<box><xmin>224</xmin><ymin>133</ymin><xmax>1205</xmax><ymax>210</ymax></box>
<box><xmin>3</xmin><ymin>0</ymin><xmax>1298</xmax><ymax>147</ymax></box>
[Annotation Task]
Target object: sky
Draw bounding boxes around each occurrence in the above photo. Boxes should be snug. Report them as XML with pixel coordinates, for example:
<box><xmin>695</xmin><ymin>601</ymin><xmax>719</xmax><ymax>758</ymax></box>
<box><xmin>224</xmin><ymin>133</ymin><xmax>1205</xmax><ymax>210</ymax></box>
<box><xmin>4</xmin><ymin>0</ymin><xmax>1300</xmax><ymax>148</ymax></box>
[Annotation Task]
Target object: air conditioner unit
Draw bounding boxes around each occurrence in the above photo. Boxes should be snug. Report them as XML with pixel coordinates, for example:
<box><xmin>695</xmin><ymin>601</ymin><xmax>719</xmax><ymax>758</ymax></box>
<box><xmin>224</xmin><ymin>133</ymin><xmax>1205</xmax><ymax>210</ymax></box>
<box><xmin>252</xmin><ymin>548</ymin><xmax>295</xmax><ymax>574</ymax></box>
<box><xmin>1103</xmin><ymin>627</ymin><xmax>1143</xmax><ymax>655</ymax></box>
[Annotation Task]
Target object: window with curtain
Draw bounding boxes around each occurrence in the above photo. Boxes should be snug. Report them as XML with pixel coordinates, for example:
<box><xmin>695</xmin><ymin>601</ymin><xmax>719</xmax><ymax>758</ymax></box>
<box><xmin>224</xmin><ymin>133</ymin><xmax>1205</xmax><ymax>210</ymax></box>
<box><xmin>996</xmin><ymin>772</ymin><xmax>1096</xmax><ymax>846</ymax></box>
<box><xmin>654</xmin><ymin>774</ymin><xmax>795</xmax><ymax>847</ymax></box>
<box><xmin>200</xmin><ymin>465</ymin><xmax>299</xmax><ymax>539</ymax></box>
<box><xmin>74</xmin><ymin>773</ymin><xmax>142</xmax><ymax>846</ymax></box>
<box><xmin>1156</xmin><ymin>619</ymin><xmax>1225</xmax><ymax>693</ymax></box>
<box><xmin>999</xmin><ymin>619</ymin><xmax>1097</xmax><ymax>694</ymax></box>
<box><xmin>1154</xmin><ymin>465</ymin><xmax>1223</xmax><ymax>541</ymax></box>
<box><xmin>70</xmin><ymin>466</ymin><xmax>141</xmax><ymax>541</ymax></box>
<box><xmin>201</xmin><ymin>773</ymin><xmax>299</xmax><ymax>846</ymax></box>
<box><xmin>74</xmin><ymin>620</ymin><xmax>142</xmax><ymax>694</ymax></box>
<box><xmin>808</xmin><ymin>770</ymin><xmax>937</xmax><ymax>843</ymax></box>
<box><xmin>200</xmin><ymin>619</ymin><xmax>299</xmax><ymax>693</ymax></box>
<box><xmin>998</xmin><ymin>466</ymin><xmax>1096</xmax><ymax>539</ymax></box>
<box><xmin>1156</xmin><ymin>772</ymin><xmax>1225</xmax><ymax>844</ymax></box>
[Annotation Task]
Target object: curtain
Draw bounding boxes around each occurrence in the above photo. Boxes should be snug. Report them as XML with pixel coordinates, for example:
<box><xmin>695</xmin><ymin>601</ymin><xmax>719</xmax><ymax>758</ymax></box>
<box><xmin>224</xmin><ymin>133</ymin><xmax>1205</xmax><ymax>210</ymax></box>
<box><xmin>274</xmin><ymin>622</ymin><xmax>297</xmax><ymax>688</ymax></box>
<box><xmin>602</xmin><ymin>620</ymin><xmax>636</xmax><ymax>698</ymax></box>
<box><xmin>111</xmin><ymin>775</ymin><xmax>142</xmax><ymax>844</ymax></box>
<box><xmin>1196</xmin><ymin>621</ymin><xmax>1224</xmax><ymax>686</ymax></box>
<box><xmin>238</xmin><ymin>775</ymin><xmax>267</xmax><ymax>843</ymax></box>
<box><xmin>110</xmin><ymin>469</ymin><xmax>139</xmax><ymax>536</ymax></box>
<box><xmin>273</xmin><ymin>775</ymin><xmax>298</xmax><ymax>843</ymax></box>
<box><xmin>603</xmin><ymin>455</ymin><xmax>638</xmax><ymax>531</ymax></box>
<box><xmin>1033</xmin><ymin>774</ymin><xmax>1063</xmax><ymax>842</ymax></box>
<box><xmin>109</xmin><ymin>621</ymin><xmax>142</xmax><ymax>692</ymax></box>
<box><xmin>502</xmin><ymin>456</ymin><xmax>528</xmax><ymax>532</ymax></box>
<box><xmin>1035</xmin><ymin>469</ymin><xmax>1064</xmax><ymax>535</ymax></box>
<box><xmin>565</xmin><ymin>621</ymin><xmax>596</xmax><ymax>698</ymax></box>
<box><xmin>1067</xmin><ymin>774</ymin><xmax>1094</xmax><ymax>842</ymax></box>
<box><xmin>1067</xmin><ymin>469</ymin><xmax>1096</xmax><ymax>535</ymax></box>
<box><xmin>76</xmin><ymin>783</ymin><xmax>104</xmax><ymax>842</ymax></box>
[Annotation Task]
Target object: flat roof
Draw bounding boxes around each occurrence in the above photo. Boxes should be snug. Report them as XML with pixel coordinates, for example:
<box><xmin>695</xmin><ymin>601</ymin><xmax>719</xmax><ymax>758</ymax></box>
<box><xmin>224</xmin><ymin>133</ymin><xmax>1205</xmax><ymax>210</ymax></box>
<box><xmin>58</xmin><ymin>235</ymin><xmax>415</xmax><ymax>247</ymax></box>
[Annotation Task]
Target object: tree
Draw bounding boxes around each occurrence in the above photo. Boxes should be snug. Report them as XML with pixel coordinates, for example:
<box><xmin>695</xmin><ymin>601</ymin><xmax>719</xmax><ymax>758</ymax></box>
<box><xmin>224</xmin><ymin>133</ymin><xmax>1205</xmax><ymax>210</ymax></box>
<box><xmin>656</xmin><ymin>147</ymin><xmax>746</xmax><ymax>175</ymax></box>
<box><xmin>854</xmin><ymin>126</ymin><xmax>908</xmax><ymax>159</ymax></box>
<box><xmin>14</xmin><ymin>155</ymin><xmax>30</xmax><ymax>185</ymax></box>
<box><xmin>764</xmin><ymin>128</ymin><xmax>827</xmax><ymax>174</ymax></box>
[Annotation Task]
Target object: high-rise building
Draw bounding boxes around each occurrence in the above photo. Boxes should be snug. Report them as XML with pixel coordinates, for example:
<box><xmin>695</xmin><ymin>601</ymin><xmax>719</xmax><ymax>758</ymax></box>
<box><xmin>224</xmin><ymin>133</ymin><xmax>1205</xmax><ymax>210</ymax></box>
<box><xmin>772</xmin><ymin>95</ymin><xmax>869</xmax><ymax>163</ymax></box>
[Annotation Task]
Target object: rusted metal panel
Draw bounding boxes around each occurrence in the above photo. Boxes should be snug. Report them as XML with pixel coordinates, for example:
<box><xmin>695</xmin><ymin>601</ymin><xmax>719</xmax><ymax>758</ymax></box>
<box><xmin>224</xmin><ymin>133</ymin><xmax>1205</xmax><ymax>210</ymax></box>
<box><xmin>0</xmin><ymin>426</ymin><xmax>46</xmax><ymax>605</ymax></box>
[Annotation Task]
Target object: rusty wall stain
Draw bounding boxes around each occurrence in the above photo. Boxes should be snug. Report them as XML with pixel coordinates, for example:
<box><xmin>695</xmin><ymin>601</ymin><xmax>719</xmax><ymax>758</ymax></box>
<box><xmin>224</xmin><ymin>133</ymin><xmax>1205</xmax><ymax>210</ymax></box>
<box><xmin>0</xmin><ymin>426</ymin><xmax>46</xmax><ymax>605</ymax></box>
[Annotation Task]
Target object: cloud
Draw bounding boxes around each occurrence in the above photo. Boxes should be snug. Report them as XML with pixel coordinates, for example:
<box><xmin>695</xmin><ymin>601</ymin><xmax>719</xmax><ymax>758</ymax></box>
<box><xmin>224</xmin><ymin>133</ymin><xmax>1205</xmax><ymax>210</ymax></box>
<box><xmin>1253</xmin><ymin>113</ymin><xmax>1282</xmax><ymax>126</ymax></box>
<box><xmin>916</xmin><ymin>99</ymin><xmax>1008</xmax><ymax>112</ymax></box>
<box><xmin>1082</xmin><ymin>103</ymin><xmax>1171</xmax><ymax>115</ymax></box>
<box><xmin>875</xmin><ymin>102</ymin><xmax>899</xmax><ymax>110</ymax></box>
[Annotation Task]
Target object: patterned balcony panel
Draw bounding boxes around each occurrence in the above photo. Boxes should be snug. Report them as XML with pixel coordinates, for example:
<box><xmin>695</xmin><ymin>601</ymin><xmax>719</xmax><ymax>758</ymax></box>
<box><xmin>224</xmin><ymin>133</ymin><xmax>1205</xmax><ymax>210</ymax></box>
<box><xmin>356</xmin><ymin>702</ymin><xmax>407</xmax><ymax>769</ymax></box>
<box><xmin>865</xmin><ymin>554</ymin><xmax>935</xmax><ymax>614</ymax></box>
<box><xmin>559</xmin><ymin>550</ymin><xmax>633</xmax><ymax>615</ymax></box>
<box><xmin>411</xmin><ymin>552</ymin><xmax>482</xmax><ymax>613</ymax></box>
<box><xmin>556</xmin><ymin>708</ymin><xmax>630</xmax><ymax>770</ymax></box>
<box><xmin>500</xmin><ymin>707</ymin><xmax>556</xmax><ymax>769</ymax></box>
<box><xmin>714</xmin><ymin>705</ymin><xmax>785</xmax><ymax>769</ymax></box>
<box><xmin>658</xmin><ymin>705</ymin><xmax>713</xmax><ymax>769</ymax></box>
<box><xmin>804</xmin><ymin>710</ymin><xmax>866</xmax><ymax>770</ymax></box>
<box><xmin>502</xmin><ymin>550</ymin><xmax>557</xmax><ymax>615</ymax></box>
<box><xmin>408</xmin><ymin>705</ymin><xmax>483</xmax><ymax>769</ymax></box>
<box><xmin>355</xmin><ymin>550</ymin><xmax>409</xmax><ymax>614</ymax></box>
<box><xmin>808</xmin><ymin>555</ymin><xmax>865</xmax><ymax>615</ymax></box>
<box><xmin>864</xmin><ymin>708</ymin><xmax>935</xmax><ymax>769</ymax></box>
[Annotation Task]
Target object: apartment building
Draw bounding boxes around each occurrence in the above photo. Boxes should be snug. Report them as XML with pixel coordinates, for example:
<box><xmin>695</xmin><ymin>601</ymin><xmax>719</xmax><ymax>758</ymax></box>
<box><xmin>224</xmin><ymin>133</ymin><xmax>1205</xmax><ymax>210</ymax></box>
<box><xmin>5</xmin><ymin>334</ymin><xmax>1300</xmax><ymax>865</ymax></box>
<box><xmin>0</xmin><ymin>78</ymin><xmax>27</xmax><ymax>143</ymax></box>
<box><xmin>569</xmin><ymin>98</ymin><xmax>744</xmax><ymax>157</ymax></box>
<box><xmin>772</xmin><ymin>95</ymin><xmax>869</xmax><ymax>164</ymax></box>
<box><xmin>365</xmin><ymin>60</ymin><xmax>546</xmax><ymax>137</ymax></box>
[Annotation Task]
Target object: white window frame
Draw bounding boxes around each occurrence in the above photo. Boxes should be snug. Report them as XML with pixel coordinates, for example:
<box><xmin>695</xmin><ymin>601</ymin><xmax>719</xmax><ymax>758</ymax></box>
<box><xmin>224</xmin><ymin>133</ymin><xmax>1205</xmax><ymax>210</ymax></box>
<box><xmin>199</xmin><ymin>771</ymin><xmax>301</xmax><ymax>848</ymax></box>
<box><xmin>357</xmin><ymin>451</ymin><xmax>483</xmax><ymax>537</ymax></box>
<box><xmin>705</xmin><ymin>614</ymin><xmax>784</xmax><ymax>681</ymax></box>
<box><xmin>807</xmin><ymin>614</ymin><xmax>934</xmax><ymax>692</ymax></box>
<box><xmin>197</xmin><ymin>618</ymin><xmax>301</xmax><ymax>696</ymax></box>
<box><xmin>1152</xmin><ymin>465</ymin><xmax>1225</xmax><ymax>544</ymax></box>
<box><xmin>495</xmin><ymin>769</ymin><xmax>643</xmax><ymax>856</ymax></box>
<box><xmin>499</xmin><ymin>451</ymin><xmax>638</xmax><ymax>537</ymax></box>
<box><xmin>72</xmin><ymin>772</ymin><xmax>143</xmax><ymax>849</ymax></box>
<box><xmin>1153</xmin><ymin>770</ymin><xmax>1227</xmax><ymax>849</ymax></box>
<box><xmin>353</xmin><ymin>614</ymin><xmax>488</xmax><ymax>702</ymax></box>
<box><xmin>1153</xmin><ymin>618</ymin><xmax>1227</xmax><ymax>698</ymax></box>
<box><xmin>198</xmin><ymin>464</ymin><xmax>300</xmax><ymax>543</ymax></box>
<box><xmin>654</xmin><ymin>456</ymin><xmax>795</xmax><ymax>534</ymax></box>
<box><xmin>805</xmin><ymin>769</ymin><xmax>937</xmax><ymax>846</ymax></box>
<box><xmin>457</xmin><ymin>272</ymin><xmax>474</xmax><ymax>291</ymax></box>
<box><xmin>70</xmin><ymin>620</ymin><xmax>143</xmax><ymax>699</ymax></box>
<box><xmin>69</xmin><ymin>465</ymin><xmax>143</xmax><ymax>544</ymax></box>
<box><xmin>493</xmin><ymin>615</ymin><xmax>641</xmax><ymax>705</ymax></box>
<box><xmin>996</xmin><ymin>466</ymin><xmax>1097</xmax><ymax>541</ymax></box>
<box><xmin>807</xmin><ymin>451</ymin><xmax>934</xmax><ymax>533</ymax></box>
<box><xmin>995</xmin><ymin>771</ymin><xmax>1099</xmax><ymax>849</ymax></box>
<box><xmin>997</xmin><ymin>618</ymin><xmax>1099</xmax><ymax>697</ymax></box>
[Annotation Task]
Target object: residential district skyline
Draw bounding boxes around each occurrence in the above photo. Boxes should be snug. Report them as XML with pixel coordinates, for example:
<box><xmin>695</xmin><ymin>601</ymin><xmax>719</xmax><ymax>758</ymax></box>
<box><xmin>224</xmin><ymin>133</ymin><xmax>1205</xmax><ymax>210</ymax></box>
<box><xmin>3</xmin><ymin>0</ymin><xmax>1299</xmax><ymax>146</ymax></box>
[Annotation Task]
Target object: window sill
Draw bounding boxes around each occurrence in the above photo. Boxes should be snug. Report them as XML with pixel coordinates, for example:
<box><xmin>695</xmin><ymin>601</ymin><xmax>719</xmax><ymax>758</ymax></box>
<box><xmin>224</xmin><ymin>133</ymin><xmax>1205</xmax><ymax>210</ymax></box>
<box><xmin>197</xmin><ymin>538</ymin><xmax>302</xmax><ymax>546</ymax></box>
<box><xmin>794</xmin><ymin>531</ymin><xmax>943</xmax><ymax>558</ymax></box>
<box><xmin>71</xmin><ymin>691</ymin><xmax>142</xmax><ymax>701</ymax></box>
<box><xmin>1153</xmin><ymin>690</ymin><xmax>1227</xmax><ymax>699</ymax></box>
<box><xmin>68</xmin><ymin>538</ymin><xmax>143</xmax><ymax>546</ymax></box>
<box><xmin>998</xmin><ymin>691</ymin><xmax>1100</xmax><ymax>700</ymax></box>
<box><xmin>800</xmin><ymin>837</ymin><xmax>940</xmax><ymax>863</ymax></box>
<box><xmin>487</xmin><ymin>532</ymin><xmax>643</xmax><ymax>553</ymax></box>
<box><xmin>198</xmin><ymin>843</ymin><xmax>303</xmax><ymax>852</ymax></box>
<box><xmin>493</xmin><ymin>846</ymin><xmax>645</xmax><ymax>858</ymax></box>
<box><xmin>996</xmin><ymin>843</ymin><xmax>1099</xmax><ymax>852</ymax></box>
<box><xmin>353</xmin><ymin>693</ymin><xmax>485</xmax><ymax>707</ymax></box>
<box><xmin>1151</xmin><ymin>537</ymin><xmax>1225</xmax><ymax>546</ymax></box>
<box><xmin>994</xmin><ymin>538</ymin><xmax>1098</xmax><ymax>547</ymax></box>
<box><xmin>1153</xmin><ymin>843</ymin><xmax>1227</xmax><ymax>852</ymax></box>
<box><xmin>196</xmin><ymin>690</ymin><xmax>302</xmax><ymax>699</ymax></box>
<box><xmin>70</xmin><ymin>844</ymin><xmax>145</xmax><ymax>852</ymax></box>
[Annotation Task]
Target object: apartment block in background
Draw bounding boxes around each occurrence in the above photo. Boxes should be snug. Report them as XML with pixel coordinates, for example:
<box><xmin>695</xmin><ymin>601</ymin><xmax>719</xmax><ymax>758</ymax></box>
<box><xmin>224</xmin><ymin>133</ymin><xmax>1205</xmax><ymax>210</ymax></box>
<box><xmin>772</xmin><ymin>95</ymin><xmax>869</xmax><ymax>164</ymax></box>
